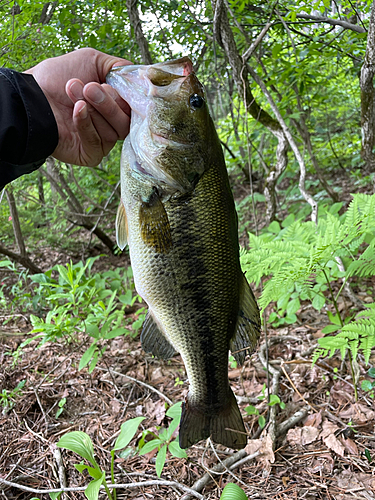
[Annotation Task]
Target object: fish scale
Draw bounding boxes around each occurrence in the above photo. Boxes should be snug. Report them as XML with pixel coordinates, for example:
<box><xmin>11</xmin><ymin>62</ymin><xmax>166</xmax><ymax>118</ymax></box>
<box><xmin>107</xmin><ymin>57</ymin><xmax>261</xmax><ymax>449</ymax></box>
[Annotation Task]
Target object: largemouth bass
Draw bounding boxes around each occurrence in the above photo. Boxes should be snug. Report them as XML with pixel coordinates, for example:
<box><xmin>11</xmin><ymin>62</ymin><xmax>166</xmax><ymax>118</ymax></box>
<box><xmin>107</xmin><ymin>57</ymin><xmax>261</xmax><ymax>449</ymax></box>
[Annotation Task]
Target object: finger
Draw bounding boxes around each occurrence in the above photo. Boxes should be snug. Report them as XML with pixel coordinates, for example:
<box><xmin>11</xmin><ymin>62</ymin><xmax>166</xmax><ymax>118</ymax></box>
<box><xmin>66</xmin><ymin>79</ymin><xmax>84</xmax><ymax>103</ymax></box>
<box><xmin>83</xmin><ymin>82</ymin><xmax>130</xmax><ymax>140</ymax></box>
<box><xmin>73</xmin><ymin>100</ymin><xmax>104</xmax><ymax>167</ymax></box>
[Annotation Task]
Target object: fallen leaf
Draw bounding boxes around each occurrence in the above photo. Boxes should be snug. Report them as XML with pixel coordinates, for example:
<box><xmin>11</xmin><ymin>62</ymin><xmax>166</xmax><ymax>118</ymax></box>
<box><xmin>320</xmin><ymin>420</ymin><xmax>339</xmax><ymax>439</ymax></box>
<box><xmin>282</xmin><ymin>477</ymin><xmax>290</xmax><ymax>487</ymax></box>
<box><xmin>286</xmin><ymin>426</ymin><xmax>319</xmax><ymax>446</ymax></box>
<box><xmin>342</xmin><ymin>437</ymin><xmax>358</xmax><ymax>455</ymax></box>
<box><xmin>339</xmin><ymin>402</ymin><xmax>375</xmax><ymax>423</ymax></box>
<box><xmin>245</xmin><ymin>433</ymin><xmax>275</xmax><ymax>468</ymax></box>
<box><xmin>323</xmin><ymin>433</ymin><xmax>345</xmax><ymax>457</ymax></box>
<box><xmin>304</xmin><ymin>410</ymin><xmax>322</xmax><ymax>428</ymax></box>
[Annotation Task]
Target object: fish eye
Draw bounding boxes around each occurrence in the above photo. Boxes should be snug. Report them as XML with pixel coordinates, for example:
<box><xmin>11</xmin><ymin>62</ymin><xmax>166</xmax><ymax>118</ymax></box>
<box><xmin>189</xmin><ymin>94</ymin><xmax>205</xmax><ymax>109</ymax></box>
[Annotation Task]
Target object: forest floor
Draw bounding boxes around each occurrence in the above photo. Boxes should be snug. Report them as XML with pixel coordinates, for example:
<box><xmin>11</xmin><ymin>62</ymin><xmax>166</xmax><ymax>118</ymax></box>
<box><xmin>1</xmin><ymin>173</ymin><xmax>375</xmax><ymax>500</ymax></box>
<box><xmin>1</xmin><ymin>263</ymin><xmax>375</xmax><ymax>500</ymax></box>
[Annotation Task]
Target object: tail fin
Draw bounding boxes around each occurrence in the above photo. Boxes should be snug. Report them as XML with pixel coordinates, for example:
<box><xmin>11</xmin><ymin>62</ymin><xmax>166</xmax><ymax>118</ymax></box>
<box><xmin>179</xmin><ymin>389</ymin><xmax>247</xmax><ymax>449</ymax></box>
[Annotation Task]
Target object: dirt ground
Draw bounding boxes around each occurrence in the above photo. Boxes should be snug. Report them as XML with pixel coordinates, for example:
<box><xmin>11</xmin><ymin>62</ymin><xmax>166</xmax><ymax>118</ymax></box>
<box><xmin>1</xmin><ymin>282</ymin><xmax>375</xmax><ymax>500</ymax></box>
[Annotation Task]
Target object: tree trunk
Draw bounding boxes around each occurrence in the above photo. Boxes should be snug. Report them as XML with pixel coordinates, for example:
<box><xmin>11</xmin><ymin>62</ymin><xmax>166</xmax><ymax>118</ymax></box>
<box><xmin>39</xmin><ymin>162</ymin><xmax>116</xmax><ymax>253</ymax></box>
<box><xmin>211</xmin><ymin>0</ymin><xmax>288</xmax><ymax>223</ymax></box>
<box><xmin>2</xmin><ymin>187</ymin><xmax>42</xmax><ymax>274</ymax></box>
<box><xmin>126</xmin><ymin>0</ymin><xmax>153</xmax><ymax>64</ymax></box>
<box><xmin>360</xmin><ymin>0</ymin><xmax>375</xmax><ymax>174</ymax></box>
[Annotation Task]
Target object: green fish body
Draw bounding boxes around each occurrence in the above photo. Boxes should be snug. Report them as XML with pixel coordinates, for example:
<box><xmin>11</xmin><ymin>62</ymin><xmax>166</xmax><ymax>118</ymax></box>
<box><xmin>107</xmin><ymin>58</ymin><xmax>261</xmax><ymax>449</ymax></box>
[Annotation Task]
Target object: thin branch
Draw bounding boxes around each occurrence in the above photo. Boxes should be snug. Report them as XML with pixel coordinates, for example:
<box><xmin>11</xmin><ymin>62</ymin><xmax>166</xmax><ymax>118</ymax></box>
<box><xmin>96</xmin><ymin>367</ymin><xmax>173</xmax><ymax>405</ymax></box>
<box><xmin>294</xmin><ymin>13</ymin><xmax>366</xmax><ymax>33</ymax></box>
<box><xmin>242</xmin><ymin>22</ymin><xmax>274</xmax><ymax>62</ymax></box>
<box><xmin>0</xmin><ymin>479</ymin><xmax>204</xmax><ymax>499</ymax></box>
<box><xmin>247</xmin><ymin>65</ymin><xmax>318</xmax><ymax>223</ymax></box>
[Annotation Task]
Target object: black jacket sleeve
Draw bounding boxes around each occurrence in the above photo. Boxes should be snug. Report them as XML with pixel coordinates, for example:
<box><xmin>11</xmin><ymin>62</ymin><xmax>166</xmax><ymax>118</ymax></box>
<box><xmin>0</xmin><ymin>69</ymin><xmax>59</xmax><ymax>190</ymax></box>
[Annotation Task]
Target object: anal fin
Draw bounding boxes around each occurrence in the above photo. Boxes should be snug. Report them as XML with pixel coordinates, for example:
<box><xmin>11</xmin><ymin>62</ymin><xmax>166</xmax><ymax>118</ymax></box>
<box><xmin>141</xmin><ymin>310</ymin><xmax>176</xmax><ymax>359</ymax></box>
<box><xmin>116</xmin><ymin>201</ymin><xmax>128</xmax><ymax>250</ymax></box>
<box><xmin>230</xmin><ymin>273</ymin><xmax>261</xmax><ymax>365</ymax></box>
<box><xmin>139</xmin><ymin>188</ymin><xmax>172</xmax><ymax>253</ymax></box>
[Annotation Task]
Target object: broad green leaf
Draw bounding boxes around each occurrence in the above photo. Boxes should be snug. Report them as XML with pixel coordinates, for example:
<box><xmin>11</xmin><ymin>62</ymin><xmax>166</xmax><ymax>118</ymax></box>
<box><xmin>168</xmin><ymin>440</ymin><xmax>187</xmax><ymax>458</ymax></box>
<box><xmin>245</xmin><ymin>405</ymin><xmax>259</xmax><ymax>416</ymax></box>
<box><xmin>104</xmin><ymin>327</ymin><xmax>128</xmax><ymax>339</ymax></box>
<box><xmin>57</xmin><ymin>431</ymin><xmax>97</xmax><ymax>467</ymax></box>
<box><xmin>86</xmin><ymin>324</ymin><xmax>100</xmax><ymax>338</ymax></box>
<box><xmin>139</xmin><ymin>438</ymin><xmax>163</xmax><ymax>455</ymax></box>
<box><xmin>155</xmin><ymin>444</ymin><xmax>167</xmax><ymax>477</ymax></box>
<box><xmin>166</xmin><ymin>402</ymin><xmax>182</xmax><ymax>419</ymax></box>
<box><xmin>220</xmin><ymin>483</ymin><xmax>248</xmax><ymax>499</ymax></box>
<box><xmin>368</xmin><ymin>368</ymin><xmax>375</xmax><ymax>378</ymax></box>
<box><xmin>258</xmin><ymin>416</ymin><xmax>266</xmax><ymax>429</ymax></box>
<box><xmin>49</xmin><ymin>492</ymin><xmax>61</xmax><ymax>500</ymax></box>
<box><xmin>113</xmin><ymin>416</ymin><xmax>145</xmax><ymax>451</ymax></box>
<box><xmin>321</xmin><ymin>324</ymin><xmax>340</xmax><ymax>334</ymax></box>
<box><xmin>312</xmin><ymin>294</ymin><xmax>325</xmax><ymax>311</ymax></box>
<box><xmin>79</xmin><ymin>344</ymin><xmax>97</xmax><ymax>371</ymax></box>
<box><xmin>84</xmin><ymin>472</ymin><xmax>105</xmax><ymax>500</ymax></box>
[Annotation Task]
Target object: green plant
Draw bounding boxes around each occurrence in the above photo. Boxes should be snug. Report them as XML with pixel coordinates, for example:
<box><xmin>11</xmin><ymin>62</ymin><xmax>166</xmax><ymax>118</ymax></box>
<box><xmin>241</xmin><ymin>194</ymin><xmax>375</xmax><ymax>390</ymax></box>
<box><xmin>361</xmin><ymin>367</ymin><xmax>375</xmax><ymax>397</ymax></box>
<box><xmin>55</xmin><ymin>397</ymin><xmax>67</xmax><ymax>418</ymax></box>
<box><xmin>14</xmin><ymin>259</ymin><xmax>143</xmax><ymax>370</ymax></box>
<box><xmin>245</xmin><ymin>383</ymin><xmax>285</xmax><ymax>429</ymax></box>
<box><xmin>138</xmin><ymin>402</ymin><xmax>187</xmax><ymax>477</ymax></box>
<box><xmin>220</xmin><ymin>482</ymin><xmax>248</xmax><ymax>499</ymax></box>
<box><xmin>57</xmin><ymin>417</ymin><xmax>145</xmax><ymax>500</ymax></box>
<box><xmin>0</xmin><ymin>380</ymin><xmax>26</xmax><ymax>414</ymax></box>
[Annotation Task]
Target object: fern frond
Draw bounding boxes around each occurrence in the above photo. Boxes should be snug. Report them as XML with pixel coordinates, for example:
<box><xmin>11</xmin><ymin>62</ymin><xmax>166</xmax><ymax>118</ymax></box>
<box><xmin>347</xmin><ymin>239</ymin><xmax>375</xmax><ymax>277</ymax></box>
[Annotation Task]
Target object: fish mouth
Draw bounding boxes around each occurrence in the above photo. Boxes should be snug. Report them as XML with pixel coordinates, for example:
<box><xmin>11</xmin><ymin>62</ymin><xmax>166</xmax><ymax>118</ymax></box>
<box><xmin>151</xmin><ymin>133</ymin><xmax>192</xmax><ymax>148</ymax></box>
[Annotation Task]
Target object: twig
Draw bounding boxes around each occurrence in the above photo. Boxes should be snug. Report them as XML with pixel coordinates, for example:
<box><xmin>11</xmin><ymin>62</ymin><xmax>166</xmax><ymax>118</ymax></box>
<box><xmin>242</xmin><ymin>22</ymin><xmax>274</xmax><ymax>62</ymax></box>
<box><xmin>0</xmin><ymin>478</ymin><xmax>204</xmax><ymax>499</ymax></box>
<box><xmin>208</xmin><ymin>439</ymin><xmax>248</xmax><ymax>488</ymax></box>
<box><xmin>280</xmin><ymin>362</ymin><xmax>317</xmax><ymax>411</ymax></box>
<box><xmin>51</xmin><ymin>445</ymin><xmax>67</xmax><ymax>499</ymax></box>
<box><xmin>276</xmin><ymin>407</ymin><xmax>310</xmax><ymax>437</ymax></box>
<box><xmin>96</xmin><ymin>367</ymin><xmax>173</xmax><ymax>405</ymax></box>
<box><xmin>181</xmin><ymin>448</ymin><xmax>247</xmax><ymax>499</ymax></box>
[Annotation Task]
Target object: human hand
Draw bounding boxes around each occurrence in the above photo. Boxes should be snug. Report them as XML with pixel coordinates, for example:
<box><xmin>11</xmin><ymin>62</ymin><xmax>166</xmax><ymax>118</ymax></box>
<box><xmin>25</xmin><ymin>48</ymin><xmax>131</xmax><ymax>167</ymax></box>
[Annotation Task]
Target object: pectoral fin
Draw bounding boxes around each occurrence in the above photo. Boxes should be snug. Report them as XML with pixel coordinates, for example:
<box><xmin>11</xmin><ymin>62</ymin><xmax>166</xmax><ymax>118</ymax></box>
<box><xmin>230</xmin><ymin>274</ymin><xmax>261</xmax><ymax>365</ymax></box>
<box><xmin>116</xmin><ymin>201</ymin><xmax>128</xmax><ymax>250</ymax></box>
<box><xmin>139</xmin><ymin>189</ymin><xmax>172</xmax><ymax>253</ymax></box>
<box><xmin>141</xmin><ymin>310</ymin><xmax>176</xmax><ymax>359</ymax></box>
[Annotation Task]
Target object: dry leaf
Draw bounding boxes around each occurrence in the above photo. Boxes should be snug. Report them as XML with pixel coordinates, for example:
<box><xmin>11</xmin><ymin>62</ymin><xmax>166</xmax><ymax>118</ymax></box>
<box><xmin>245</xmin><ymin>434</ymin><xmax>275</xmax><ymax>468</ymax></box>
<box><xmin>286</xmin><ymin>426</ymin><xmax>319</xmax><ymax>446</ymax></box>
<box><xmin>342</xmin><ymin>437</ymin><xmax>358</xmax><ymax>455</ymax></box>
<box><xmin>339</xmin><ymin>402</ymin><xmax>375</xmax><ymax>423</ymax></box>
<box><xmin>304</xmin><ymin>410</ymin><xmax>322</xmax><ymax>428</ymax></box>
<box><xmin>320</xmin><ymin>420</ymin><xmax>339</xmax><ymax>439</ymax></box>
<box><xmin>282</xmin><ymin>477</ymin><xmax>290</xmax><ymax>487</ymax></box>
<box><xmin>323</xmin><ymin>433</ymin><xmax>345</xmax><ymax>457</ymax></box>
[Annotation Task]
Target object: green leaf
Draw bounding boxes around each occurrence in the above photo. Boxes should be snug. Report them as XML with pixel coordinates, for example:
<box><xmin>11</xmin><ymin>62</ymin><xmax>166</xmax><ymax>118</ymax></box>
<box><xmin>104</xmin><ymin>327</ymin><xmax>128</xmax><ymax>339</ymax></box>
<box><xmin>245</xmin><ymin>405</ymin><xmax>259</xmax><ymax>415</ymax></box>
<box><xmin>113</xmin><ymin>417</ymin><xmax>145</xmax><ymax>451</ymax></box>
<box><xmin>321</xmin><ymin>324</ymin><xmax>341</xmax><ymax>334</ymax></box>
<box><xmin>287</xmin><ymin>297</ymin><xmax>300</xmax><ymax>316</ymax></box>
<box><xmin>361</xmin><ymin>380</ymin><xmax>373</xmax><ymax>391</ymax></box>
<box><xmin>220</xmin><ymin>482</ymin><xmax>248</xmax><ymax>499</ymax></box>
<box><xmin>79</xmin><ymin>344</ymin><xmax>97</xmax><ymax>371</ymax></box>
<box><xmin>168</xmin><ymin>439</ymin><xmax>187</xmax><ymax>458</ymax></box>
<box><xmin>86</xmin><ymin>324</ymin><xmax>100</xmax><ymax>338</ymax></box>
<box><xmin>166</xmin><ymin>402</ymin><xmax>182</xmax><ymax>419</ymax></box>
<box><xmin>272</xmin><ymin>43</ymin><xmax>282</xmax><ymax>59</ymax></box>
<box><xmin>57</xmin><ymin>431</ymin><xmax>97</xmax><ymax>467</ymax></box>
<box><xmin>312</xmin><ymin>294</ymin><xmax>325</xmax><ymax>311</ymax></box>
<box><xmin>139</xmin><ymin>438</ymin><xmax>163</xmax><ymax>455</ymax></box>
<box><xmin>155</xmin><ymin>444</ymin><xmax>167</xmax><ymax>477</ymax></box>
<box><xmin>49</xmin><ymin>492</ymin><xmax>61</xmax><ymax>500</ymax></box>
<box><xmin>84</xmin><ymin>471</ymin><xmax>105</xmax><ymax>500</ymax></box>
<box><xmin>365</xmin><ymin>448</ymin><xmax>372</xmax><ymax>463</ymax></box>
<box><xmin>268</xmin><ymin>395</ymin><xmax>281</xmax><ymax>406</ymax></box>
<box><xmin>368</xmin><ymin>368</ymin><xmax>375</xmax><ymax>378</ymax></box>
<box><xmin>258</xmin><ymin>415</ymin><xmax>266</xmax><ymax>429</ymax></box>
